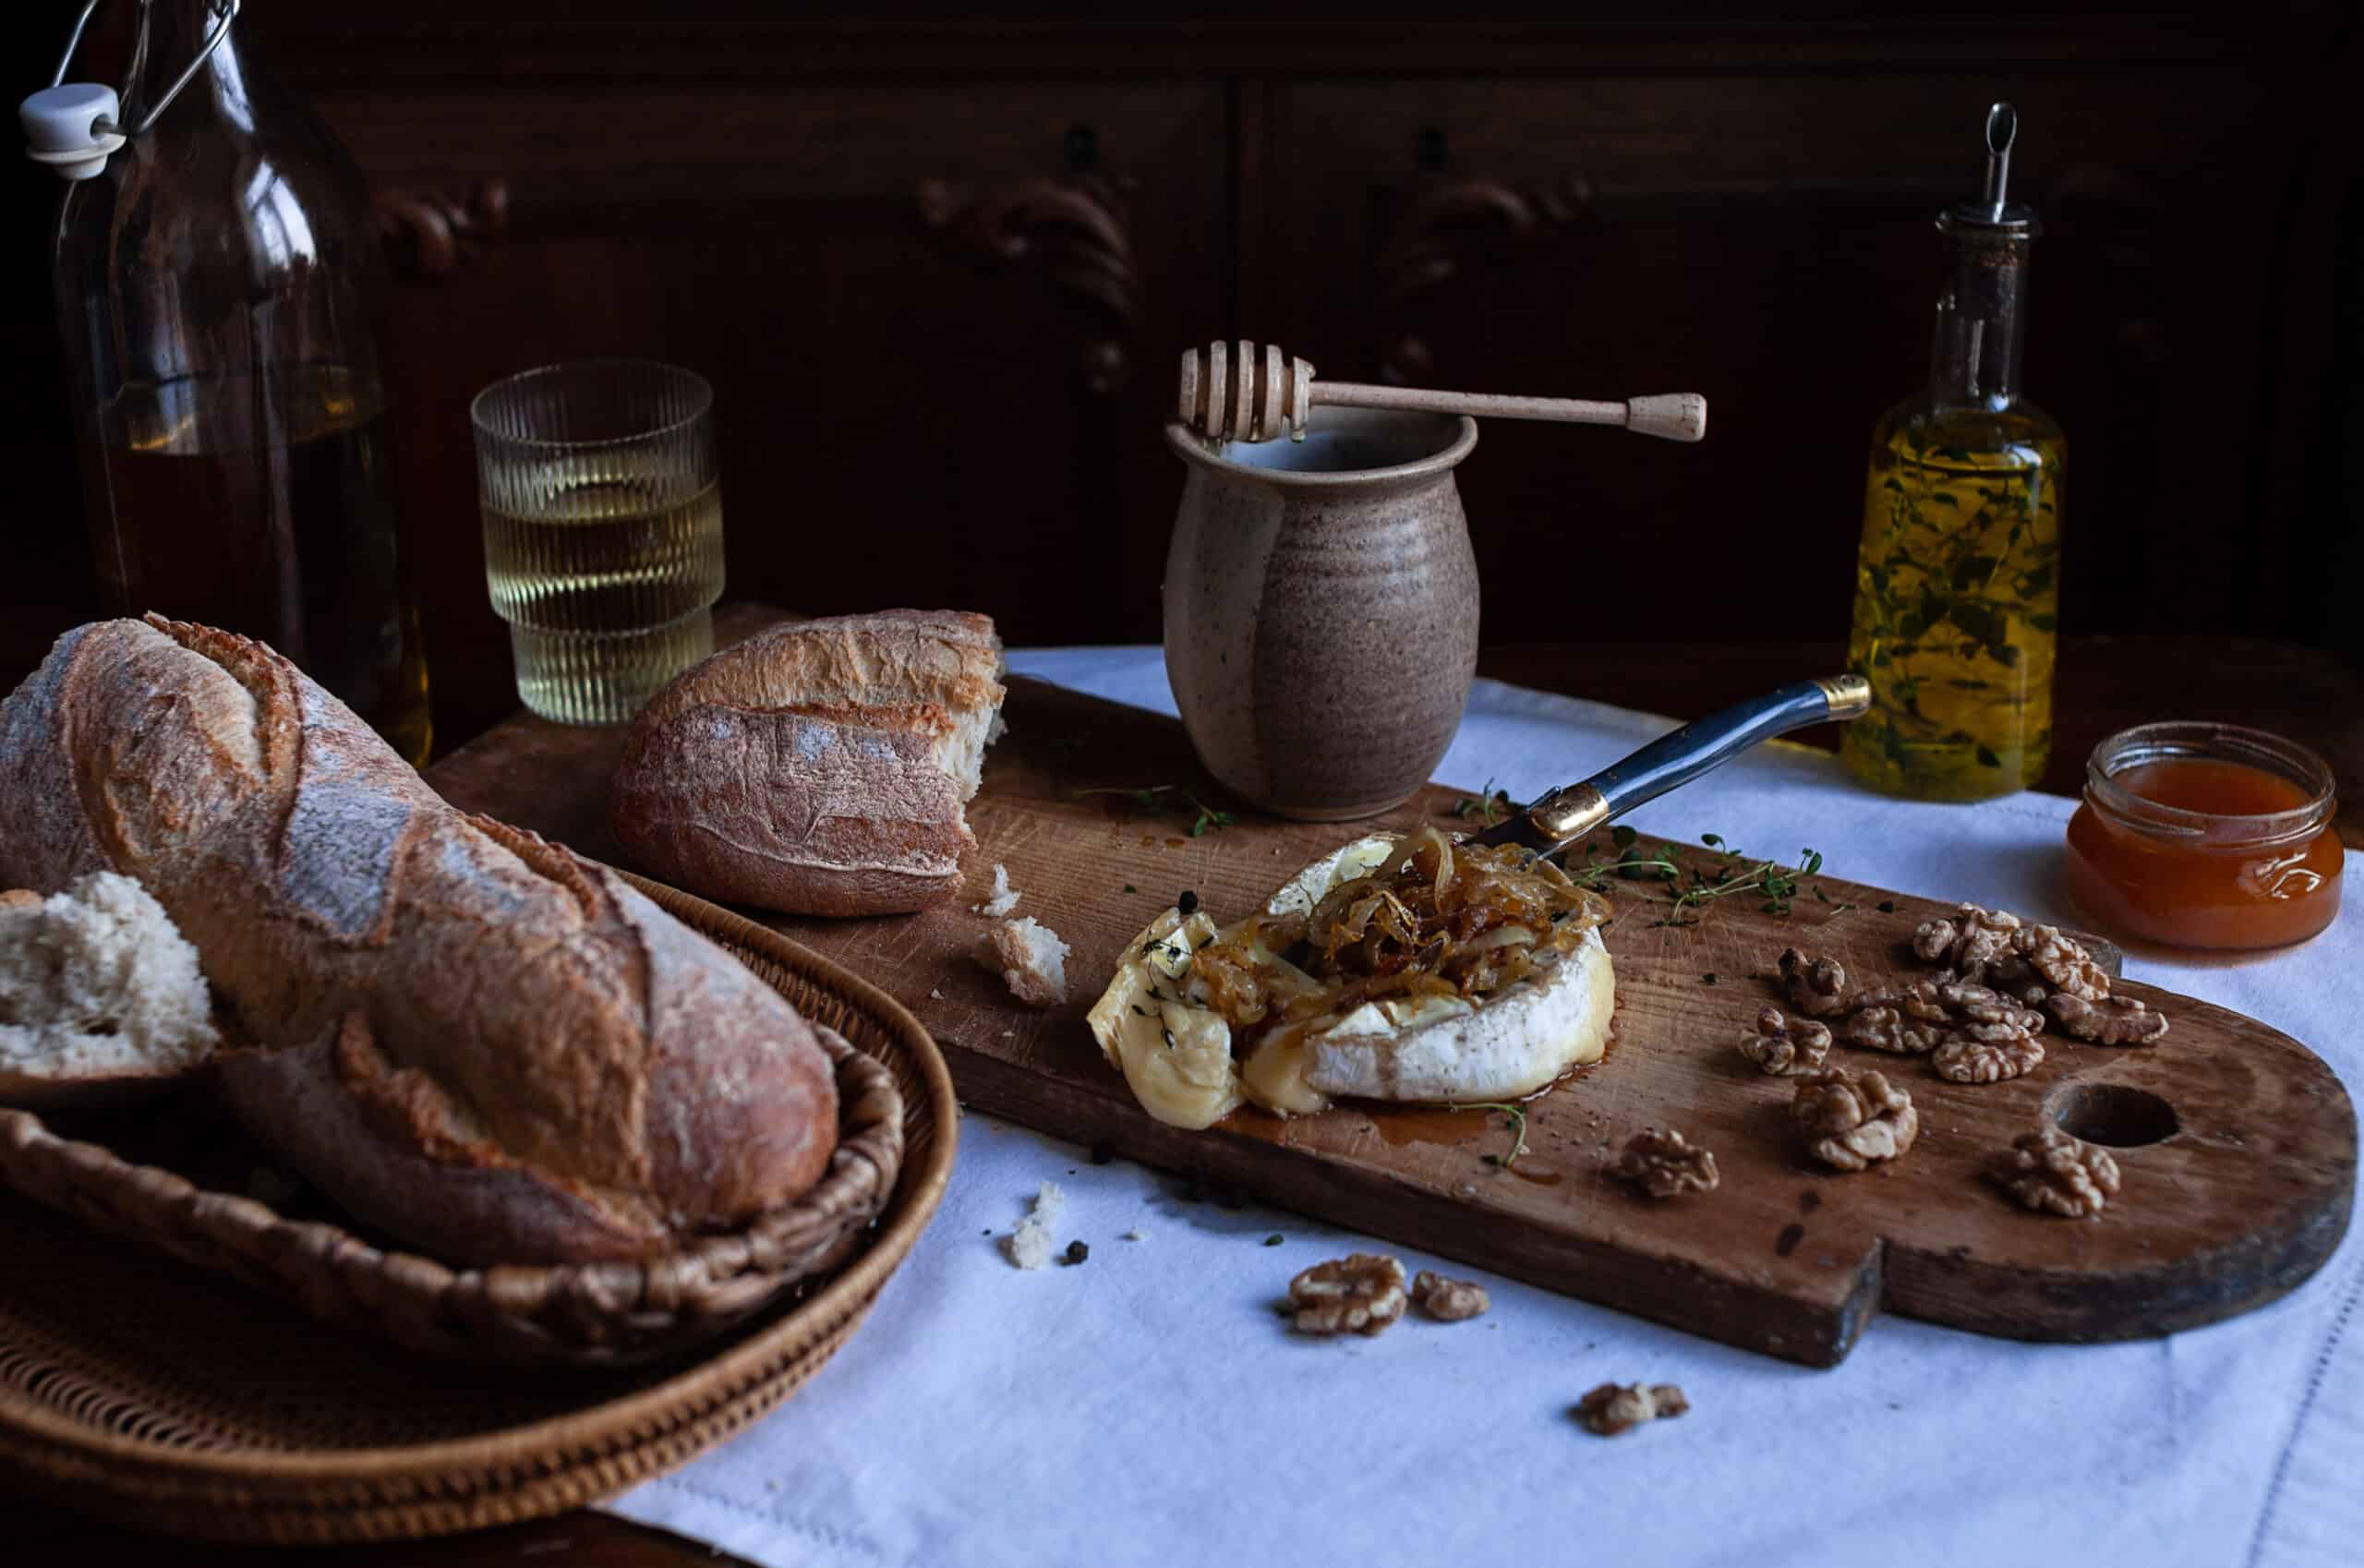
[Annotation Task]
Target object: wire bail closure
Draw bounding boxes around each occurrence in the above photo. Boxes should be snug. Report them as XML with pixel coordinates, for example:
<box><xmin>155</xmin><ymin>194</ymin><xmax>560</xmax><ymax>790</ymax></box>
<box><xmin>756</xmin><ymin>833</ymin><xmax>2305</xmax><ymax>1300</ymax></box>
<box><xmin>22</xmin><ymin>0</ymin><xmax>239</xmax><ymax>179</ymax></box>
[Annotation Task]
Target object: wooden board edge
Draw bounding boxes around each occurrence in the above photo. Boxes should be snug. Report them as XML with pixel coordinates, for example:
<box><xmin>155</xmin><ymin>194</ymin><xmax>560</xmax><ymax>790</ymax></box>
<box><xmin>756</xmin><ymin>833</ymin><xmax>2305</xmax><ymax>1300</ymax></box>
<box><xmin>947</xmin><ymin>1044</ymin><xmax>1884</xmax><ymax>1369</ymax></box>
<box><xmin>1882</xmin><ymin>1148</ymin><xmax>2357</xmax><ymax>1344</ymax></box>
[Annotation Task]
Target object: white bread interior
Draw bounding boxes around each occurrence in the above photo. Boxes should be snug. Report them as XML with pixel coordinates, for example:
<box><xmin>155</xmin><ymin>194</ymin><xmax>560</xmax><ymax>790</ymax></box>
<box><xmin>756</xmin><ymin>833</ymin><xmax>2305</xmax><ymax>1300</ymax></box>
<box><xmin>0</xmin><ymin>872</ymin><xmax>220</xmax><ymax>1105</ymax></box>
<box><xmin>979</xmin><ymin>916</ymin><xmax>1071</xmax><ymax>1007</ymax></box>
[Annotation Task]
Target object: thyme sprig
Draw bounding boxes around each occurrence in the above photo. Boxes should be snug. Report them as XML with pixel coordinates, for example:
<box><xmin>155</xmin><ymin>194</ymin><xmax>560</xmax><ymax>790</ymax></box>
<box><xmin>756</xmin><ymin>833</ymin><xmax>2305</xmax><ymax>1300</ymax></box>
<box><xmin>1466</xmin><ymin>1103</ymin><xmax>1529</xmax><ymax>1169</ymax></box>
<box><xmin>1449</xmin><ymin>779</ymin><xmax>1516</xmax><ymax>825</ymax></box>
<box><xmin>1567</xmin><ymin>828</ymin><xmax>1849</xmax><ymax>926</ymax></box>
<box><xmin>1074</xmin><ymin>783</ymin><xmax>1238</xmax><ymax>836</ymax></box>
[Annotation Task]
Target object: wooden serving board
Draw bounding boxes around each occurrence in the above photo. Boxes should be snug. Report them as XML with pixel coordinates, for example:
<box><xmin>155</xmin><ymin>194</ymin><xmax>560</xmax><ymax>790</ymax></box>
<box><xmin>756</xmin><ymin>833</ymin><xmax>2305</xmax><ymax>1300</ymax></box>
<box><xmin>428</xmin><ymin>666</ymin><xmax>2357</xmax><ymax>1369</ymax></box>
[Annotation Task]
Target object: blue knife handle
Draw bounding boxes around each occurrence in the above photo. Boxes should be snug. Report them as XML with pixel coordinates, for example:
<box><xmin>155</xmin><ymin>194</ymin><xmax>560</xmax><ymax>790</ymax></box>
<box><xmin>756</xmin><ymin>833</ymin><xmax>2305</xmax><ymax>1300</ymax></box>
<box><xmin>1473</xmin><ymin>674</ymin><xmax>1871</xmax><ymax>855</ymax></box>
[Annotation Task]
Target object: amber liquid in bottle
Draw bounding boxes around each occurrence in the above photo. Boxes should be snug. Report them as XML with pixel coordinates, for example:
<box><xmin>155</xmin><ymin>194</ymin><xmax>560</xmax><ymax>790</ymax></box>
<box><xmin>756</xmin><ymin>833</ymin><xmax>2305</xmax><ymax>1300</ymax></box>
<box><xmin>92</xmin><ymin>368</ymin><xmax>430</xmax><ymax>765</ymax></box>
<box><xmin>51</xmin><ymin>1</ymin><xmax>430</xmax><ymax>766</ymax></box>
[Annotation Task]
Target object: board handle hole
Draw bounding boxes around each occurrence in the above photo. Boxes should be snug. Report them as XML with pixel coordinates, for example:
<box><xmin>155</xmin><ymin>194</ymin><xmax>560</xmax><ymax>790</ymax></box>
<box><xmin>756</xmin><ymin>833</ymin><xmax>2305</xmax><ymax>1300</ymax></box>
<box><xmin>2049</xmin><ymin>1083</ymin><xmax>2179</xmax><ymax>1148</ymax></box>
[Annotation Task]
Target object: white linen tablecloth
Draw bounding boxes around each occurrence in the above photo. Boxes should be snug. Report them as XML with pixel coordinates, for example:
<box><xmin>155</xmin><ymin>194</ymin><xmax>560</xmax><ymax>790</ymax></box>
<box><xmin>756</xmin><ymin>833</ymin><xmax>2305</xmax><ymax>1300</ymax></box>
<box><xmin>610</xmin><ymin>649</ymin><xmax>2361</xmax><ymax>1568</ymax></box>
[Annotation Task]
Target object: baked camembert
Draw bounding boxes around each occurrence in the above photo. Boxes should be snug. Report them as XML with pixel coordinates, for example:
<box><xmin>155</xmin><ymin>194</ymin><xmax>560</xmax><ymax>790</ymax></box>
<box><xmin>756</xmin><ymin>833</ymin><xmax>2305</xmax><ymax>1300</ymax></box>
<box><xmin>1086</xmin><ymin>827</ymin><xmax>1615</xmax><ymax>1128</ymax></box>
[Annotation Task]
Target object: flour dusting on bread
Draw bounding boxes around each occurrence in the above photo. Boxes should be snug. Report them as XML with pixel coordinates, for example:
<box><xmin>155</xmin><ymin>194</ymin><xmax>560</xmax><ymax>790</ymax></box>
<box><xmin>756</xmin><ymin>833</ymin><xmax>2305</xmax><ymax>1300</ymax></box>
<box><xmin>611</xmin><ymin>609</ymin><xmax>1007</xmax><ymax>916</ymax></box>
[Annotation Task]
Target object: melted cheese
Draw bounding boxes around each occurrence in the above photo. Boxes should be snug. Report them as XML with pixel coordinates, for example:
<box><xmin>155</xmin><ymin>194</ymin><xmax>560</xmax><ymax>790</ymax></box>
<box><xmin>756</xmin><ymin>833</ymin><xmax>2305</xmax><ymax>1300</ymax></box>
<box><xmin>1084</xmin><ymin>910</ymin><xmax>1240</xmax><ymax>1129</ymax></box>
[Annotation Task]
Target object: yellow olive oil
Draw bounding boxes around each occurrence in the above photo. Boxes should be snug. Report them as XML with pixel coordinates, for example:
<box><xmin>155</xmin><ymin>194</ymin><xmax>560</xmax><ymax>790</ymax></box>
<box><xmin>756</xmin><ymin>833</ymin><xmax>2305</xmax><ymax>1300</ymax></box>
<box><xmin>1840</xmin><ymin>102</ymin><xmax>2062</xmax><ymax>803</ymax></box>
<box><xmin>1839</xmin><ymin>405</ymin><xmax>2063</xmax><ymax>800</ymax></box>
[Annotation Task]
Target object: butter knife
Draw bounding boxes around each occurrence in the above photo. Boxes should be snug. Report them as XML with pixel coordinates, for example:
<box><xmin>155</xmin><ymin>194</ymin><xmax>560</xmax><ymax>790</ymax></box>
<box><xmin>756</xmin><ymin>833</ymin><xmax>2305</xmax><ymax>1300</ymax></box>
<box><xmin>1464</xmin><ymin>675</ymin><xmax>1873</xmax><ymax>859</ymax></box>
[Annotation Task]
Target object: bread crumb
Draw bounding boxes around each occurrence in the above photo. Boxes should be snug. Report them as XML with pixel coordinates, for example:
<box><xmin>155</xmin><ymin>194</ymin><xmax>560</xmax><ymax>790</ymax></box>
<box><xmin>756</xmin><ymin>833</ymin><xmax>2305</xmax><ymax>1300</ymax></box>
<box><xmin>1124</xmin><ymin>1226</ymin><xmax>1148</xmax><ymax>1241</ymax></box>
<box><xmin>974</xmin><ymin>917</ymin><xmax>1071</xmax><ymax>1007</ymax></box>
<box><xmin>1002</xmin><ymin>1181</ymin><xmax>1066</xmax><ymax>1270</ymax></box>
<box><xmin>0</xmin><ymin>872</ymin><xmax>218</xmax><ymax>1083</ymax></box>
<box><xmin>972</xmin><ymin>862</ymin><xmax>1022</xmax><ymax>918</ymax></box>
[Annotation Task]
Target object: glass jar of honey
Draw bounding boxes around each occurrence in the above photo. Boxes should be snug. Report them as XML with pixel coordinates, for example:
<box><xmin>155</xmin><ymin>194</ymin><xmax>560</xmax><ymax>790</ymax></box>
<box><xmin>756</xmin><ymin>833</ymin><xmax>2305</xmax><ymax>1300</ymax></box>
<box><xmin>2065</xmin><ymin>722</ymin><xmax>2343</xmax><ymax>950</ymax></box>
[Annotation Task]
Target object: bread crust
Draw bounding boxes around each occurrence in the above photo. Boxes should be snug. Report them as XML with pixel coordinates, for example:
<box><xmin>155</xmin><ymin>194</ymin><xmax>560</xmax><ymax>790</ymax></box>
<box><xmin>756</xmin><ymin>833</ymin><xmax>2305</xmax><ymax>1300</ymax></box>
<box><xmin>610</xmin><ymin>609</ymin><xmax>1006</xmax><ymax>917</ymax></box>
<box><xmin>0</xmin><ymin>617</ymin><xmax>838</xmax><ymax>1265</ymax></box>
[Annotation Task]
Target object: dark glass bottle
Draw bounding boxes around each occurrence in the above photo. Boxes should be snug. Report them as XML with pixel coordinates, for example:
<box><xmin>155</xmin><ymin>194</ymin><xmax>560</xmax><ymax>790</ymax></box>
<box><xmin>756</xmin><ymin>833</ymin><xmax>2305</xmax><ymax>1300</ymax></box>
<box><xmin>44</xmin><ymin>0</ymin><xmax>430</xmax><ymax>764</ymax></box>
<box><xmin>1840</xmin><ymin>104</ymin><xmax>2062</xmax><ymax>802</ymax></box>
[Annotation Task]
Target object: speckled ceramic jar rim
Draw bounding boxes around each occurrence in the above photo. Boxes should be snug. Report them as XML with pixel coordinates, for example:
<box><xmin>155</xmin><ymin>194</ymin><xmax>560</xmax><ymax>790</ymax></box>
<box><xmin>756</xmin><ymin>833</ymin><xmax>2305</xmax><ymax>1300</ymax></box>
<box><xmin>1163</xmin><ymin>410</ymin><xmax>1478</xmax><ymax>488</ymax></box>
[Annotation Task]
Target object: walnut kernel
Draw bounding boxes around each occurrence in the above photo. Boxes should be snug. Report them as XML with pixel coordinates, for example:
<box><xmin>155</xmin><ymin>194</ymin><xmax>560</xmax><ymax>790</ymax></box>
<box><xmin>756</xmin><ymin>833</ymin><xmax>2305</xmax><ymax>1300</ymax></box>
<box><xmin>2044</xmin><ymin>994</ymin><xmax>2169</xmax><ymax>1046</ymax></box>
<box><xmin>1842</xmin><ymin>1002</ymin><xmax>1949</xmax><ymax>1056</ymax></box>
<box><xmin>1611</xmin><ymin>1128</ymin><xmax>1719</xmax><ymax>1198</ymax></box>
<box><xmin>1574</xmin><ymin>1381</ymin><xmax>1690</xmax><ymax>1436</ymax></box>
<box><xmin>1778</xmin><ymin>947</ymin><xmax>1854</xmax><ymax>1018</ymax></box>
<box><xmin>1996</xmin><ymin>1128</ymin><xmax>2121</xmax><ymax>1218</ymax></box>
<box><xmin>1287</xmin><ymin>1253</ymin><xmax>1408</xmax><ymax>1336</ymax></box>
<box><xmin>1412</xmin><ymin>1271</ymin><xmax>1491</xmax><ymax>1321</ymax></box>
<box><xmin>1739</xmin><ymin>1006</ymin><xmax>1833</xmax><ymax>1076</ymax></box>
<box><xmin>1932</xmin><ymin>1031</ymin><xmax>2045</xmax><ymax>1084</ymax></box>
<box><xmin>2015</xmin><ymin>925</ymin><xmax>2111</xmax><ymax>1003</ymax></box>
<box><xmin>1912</xmin><ymin>903</ymin><xmax>2023</xmax><ymax>981</ymax></box>
<box><xmin>1791</xmin><ymin>1069</ymin><xmax>1918</xmax><ymax>1171</ymax></box>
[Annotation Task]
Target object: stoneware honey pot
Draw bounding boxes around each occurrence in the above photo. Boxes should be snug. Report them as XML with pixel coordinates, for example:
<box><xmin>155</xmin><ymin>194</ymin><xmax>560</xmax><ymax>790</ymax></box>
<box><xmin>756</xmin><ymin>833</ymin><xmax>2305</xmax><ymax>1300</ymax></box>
<box><xmin>1163</xmin><ymin>407</ymin><xmax>1480</xmax><ymax>820</ymax></box>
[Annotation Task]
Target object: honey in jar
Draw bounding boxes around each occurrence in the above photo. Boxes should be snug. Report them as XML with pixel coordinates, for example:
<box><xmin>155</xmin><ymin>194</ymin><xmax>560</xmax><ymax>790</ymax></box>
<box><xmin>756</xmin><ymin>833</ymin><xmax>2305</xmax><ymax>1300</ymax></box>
<box><xmin>2064</xmin><ymin>723</ymin><xmax>2343</xmax><ymax>950</ymax></box>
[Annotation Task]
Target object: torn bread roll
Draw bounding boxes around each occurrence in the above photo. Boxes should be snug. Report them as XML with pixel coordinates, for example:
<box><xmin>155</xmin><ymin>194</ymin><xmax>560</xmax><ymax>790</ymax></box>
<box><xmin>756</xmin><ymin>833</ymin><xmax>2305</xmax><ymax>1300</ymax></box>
<box><xmin>0</xmin><ymin>616</ymin><xmax>838</xmax><ymax>1266</ymax></box>
<box><xmin>610</xmin><ymin>609</ymin><xmax>1007</xmax><ymax>916</ymax></box>
<box><xmin>0</xmin><ymin>871</ymin><xmax>219</xmax><ymax>1108</ymax></box>
<box><xmin>1087</xmin><ymin>831</ymin><xmax>1615</xmax><ymax>1129</ymax></box>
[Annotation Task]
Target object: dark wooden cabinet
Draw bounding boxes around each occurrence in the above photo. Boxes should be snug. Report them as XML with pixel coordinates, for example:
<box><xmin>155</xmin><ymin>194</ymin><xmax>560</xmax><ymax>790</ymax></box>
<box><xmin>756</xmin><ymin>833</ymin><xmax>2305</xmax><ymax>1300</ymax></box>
<box><xmin>5</xmin><ymin>6</ymin><xmax>2355</xmax><ymax>752</ymax></box>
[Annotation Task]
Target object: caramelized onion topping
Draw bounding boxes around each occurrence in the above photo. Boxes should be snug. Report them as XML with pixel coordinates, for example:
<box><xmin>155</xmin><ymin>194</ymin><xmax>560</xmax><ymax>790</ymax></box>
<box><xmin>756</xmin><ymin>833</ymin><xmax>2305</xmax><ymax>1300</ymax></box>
<box><xmin>1188</xmin><ymin>829</ymin><xmax>1612</xmax><ymax>1041</ymax></box>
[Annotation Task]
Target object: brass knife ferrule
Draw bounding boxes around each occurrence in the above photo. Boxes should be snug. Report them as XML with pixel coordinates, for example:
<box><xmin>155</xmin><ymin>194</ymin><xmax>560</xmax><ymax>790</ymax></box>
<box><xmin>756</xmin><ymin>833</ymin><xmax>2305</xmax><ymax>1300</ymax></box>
<box><xmin>1815</xmin><ymin>673</ymin><xmax>1873</xmax><ymax>720</ymax></box>
<box><xmin>1527</xmin><ymin>782</ymin><xmax>1610</xmax><ymax>848</ymax></box>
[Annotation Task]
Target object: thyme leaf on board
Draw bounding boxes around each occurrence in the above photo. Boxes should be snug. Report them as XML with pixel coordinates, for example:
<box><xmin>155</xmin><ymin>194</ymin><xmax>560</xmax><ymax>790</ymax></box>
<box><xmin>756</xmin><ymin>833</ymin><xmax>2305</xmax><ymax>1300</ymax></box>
<box><xmin>1466</xmin><ymin>1102</ymin><xmax>1530</xmax><ymax>1169</ymax></box>
<box><xmin>1564</xmin><ymin>833</ymin><xmax>1839</xmax><ymax>927</ymax></box>
<box><xmin>1449</xmin><ymin>778</ymin><xmax>1516</xmax><ymax>825</ymax></box>
<box><xmin>1074</xmin><ymin>783</ymin><xmax>1237</xmax><ymax>835</ymax></box>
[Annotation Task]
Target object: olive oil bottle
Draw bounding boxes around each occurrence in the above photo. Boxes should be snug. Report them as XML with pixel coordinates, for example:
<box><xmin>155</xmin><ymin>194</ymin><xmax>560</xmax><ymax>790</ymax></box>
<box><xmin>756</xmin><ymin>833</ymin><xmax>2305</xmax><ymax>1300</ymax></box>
<box><xmin>1840</xmin><ymin>104</ymin><xmax>2062</xmax><ymax>802</ymax></box>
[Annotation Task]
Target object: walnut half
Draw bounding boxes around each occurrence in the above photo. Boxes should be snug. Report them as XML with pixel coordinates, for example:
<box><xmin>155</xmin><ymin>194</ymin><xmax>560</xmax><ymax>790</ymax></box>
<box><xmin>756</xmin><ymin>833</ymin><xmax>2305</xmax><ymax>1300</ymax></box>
<box><xmin>1611</xmin><ymin>1128</ymin><xmax>1719</xmax><ymax>1198</ymax></box>
<box><xmin>1287</xmin><ymin>1253</ymin><xmax>1408</xmax><ymax>1336</ymax></box>
<box><xmin>1778</xmin><ymin>947</ymin><xmax>1855</xmax><ymax>1018</ymax></box>
<box><xmin>2017</xmin><ymin>924</ymin><xmax>2111</xmax><ymax>1004</ymax></box>
<box><xmin>1933</xmin><ymin>1031</ymin><xmax>2045</xmax><ymax>1084</ymax></box>
<box><xmin>1996</xmin><ymin>1128</ymin><xmax>2121</xmax><ymax>1218</ymax></box>
<box><xmin>2045</xmin><ymin>994</ymin><xmax>2170</xmax><ymax>1046</ymax></box>
<box><xmin>1842</xmin><ymin>982</ymin><xmax>1952</xmax><ymax>1055</ymax></box>
<box><xmin>1574</xmin><ymin>1381</ymin><xmax>1690</xmax><ymax>1437</ymax></box>
<box><xmin>1928</xmin><ymin>983</ymin><xmax>2046</xmax><ymax>1083</ymax></box>
<box><xmin>1739</xmin><ymin>1006</ymin><xmax>1833</xmax><ymax>1076</ymax></box>
<box><xmin>1911</xmin><ymin>903</ymin><xmax>2023</xmax><ymax>981</ymax></box>
<box><xmin>1792</xmin><ymin>1069</ymin><xmax>1918</xmax><ymax>1172</ymax></box>
<box><xmin>1412</xmin><ymin>1271</ymin><xmax>1491</xmax><ymax>1321</ymax></box>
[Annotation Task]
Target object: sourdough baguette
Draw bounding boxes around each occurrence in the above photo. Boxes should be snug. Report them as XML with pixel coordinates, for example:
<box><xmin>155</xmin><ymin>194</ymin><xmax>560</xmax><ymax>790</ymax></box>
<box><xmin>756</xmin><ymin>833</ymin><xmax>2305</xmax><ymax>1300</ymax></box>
<box><xmin>609</xmin><ymin>609</ymin><xmax>1006</xmax><ymax>916</ymax></box>
<box><xmin>0</xmin><ymin>616</ymin><xmax>838</xmax><ymax>1266</ymax></box>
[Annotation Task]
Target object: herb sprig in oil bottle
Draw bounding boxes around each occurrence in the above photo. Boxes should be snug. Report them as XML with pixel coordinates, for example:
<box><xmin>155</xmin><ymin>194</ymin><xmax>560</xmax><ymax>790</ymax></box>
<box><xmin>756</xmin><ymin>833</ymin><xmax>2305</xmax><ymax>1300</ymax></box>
<box><xmin>1839</xmin><ymin>103</ymin><xmax>2062</xmax><ymax>802</ymax></box>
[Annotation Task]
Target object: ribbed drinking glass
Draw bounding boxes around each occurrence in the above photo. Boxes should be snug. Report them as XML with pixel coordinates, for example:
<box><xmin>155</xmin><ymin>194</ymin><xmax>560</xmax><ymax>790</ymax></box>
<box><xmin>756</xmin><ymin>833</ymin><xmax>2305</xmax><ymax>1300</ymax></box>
<box><xmin>471</xmin><ymin>360</ymin><xmax>724</xmax><ymax>724</ymax></box>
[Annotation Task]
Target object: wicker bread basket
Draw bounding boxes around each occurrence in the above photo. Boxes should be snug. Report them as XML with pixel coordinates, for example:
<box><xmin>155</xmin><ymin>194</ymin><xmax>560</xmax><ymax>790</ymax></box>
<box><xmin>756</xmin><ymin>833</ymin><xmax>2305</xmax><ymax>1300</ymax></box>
<box><xmin>0</xmin><ymin>874</ymin><xmax>958</xmax><ymax>1542</ymax></box>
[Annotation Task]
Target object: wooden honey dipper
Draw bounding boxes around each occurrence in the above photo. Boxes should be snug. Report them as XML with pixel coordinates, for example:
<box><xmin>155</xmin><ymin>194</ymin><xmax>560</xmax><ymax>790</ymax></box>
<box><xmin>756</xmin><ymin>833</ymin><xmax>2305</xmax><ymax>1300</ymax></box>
<box><xmin>1177</xmin><ymin>341</ymin><xmax>1707</xmax><ymax>444</ymax></box>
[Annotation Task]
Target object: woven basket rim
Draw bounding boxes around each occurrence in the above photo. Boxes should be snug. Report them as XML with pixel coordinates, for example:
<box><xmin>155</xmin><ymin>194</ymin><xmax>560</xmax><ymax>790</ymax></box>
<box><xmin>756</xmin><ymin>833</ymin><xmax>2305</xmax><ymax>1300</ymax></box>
<box><xmin>0</xmin><ymin>874</ymin><xmax>959</xmax><ymax>1485</ymax></box>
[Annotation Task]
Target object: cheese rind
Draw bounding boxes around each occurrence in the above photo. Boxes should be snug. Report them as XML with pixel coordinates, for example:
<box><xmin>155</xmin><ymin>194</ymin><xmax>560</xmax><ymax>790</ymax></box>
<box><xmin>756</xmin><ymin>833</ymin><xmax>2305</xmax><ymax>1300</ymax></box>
<box><xmin>1305</xmin><ymin>926</ymin><xmax>1614</xmax><ymax>1103</ymax></box>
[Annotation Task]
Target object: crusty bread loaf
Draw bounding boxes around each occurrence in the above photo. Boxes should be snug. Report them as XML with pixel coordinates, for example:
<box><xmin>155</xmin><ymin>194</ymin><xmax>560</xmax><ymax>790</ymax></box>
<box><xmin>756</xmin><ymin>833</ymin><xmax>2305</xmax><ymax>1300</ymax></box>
<box><xmin>0</xmin><ymin>616</ymin><xmax>838</xmax><ymax>1265</ymax></box>
<box><xmin>609</xmin><ymin>609</ymin><xmax>1006</xmax><ymax>916</ymax></box>
<box><xmin>0</xmin><ymin>871</ymin><xmax>220</xmax><ymax>1108</ymax></box>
